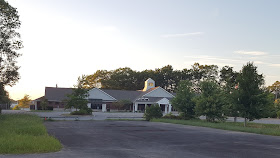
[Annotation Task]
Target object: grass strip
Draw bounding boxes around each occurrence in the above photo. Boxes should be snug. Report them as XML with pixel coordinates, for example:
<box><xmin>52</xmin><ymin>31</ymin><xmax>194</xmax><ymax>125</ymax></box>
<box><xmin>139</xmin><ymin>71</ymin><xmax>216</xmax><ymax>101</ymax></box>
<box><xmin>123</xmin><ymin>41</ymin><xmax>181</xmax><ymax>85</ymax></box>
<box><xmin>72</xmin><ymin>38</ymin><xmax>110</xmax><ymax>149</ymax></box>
<box><xmin>0</xmin><ymin>114</ymin><xmax>62</xmax><ymax>154</ymax></box>
<box><xmin>151</xmin><ymin>118</ymin><xmax>280</xmax><ymax>136</ymax></box>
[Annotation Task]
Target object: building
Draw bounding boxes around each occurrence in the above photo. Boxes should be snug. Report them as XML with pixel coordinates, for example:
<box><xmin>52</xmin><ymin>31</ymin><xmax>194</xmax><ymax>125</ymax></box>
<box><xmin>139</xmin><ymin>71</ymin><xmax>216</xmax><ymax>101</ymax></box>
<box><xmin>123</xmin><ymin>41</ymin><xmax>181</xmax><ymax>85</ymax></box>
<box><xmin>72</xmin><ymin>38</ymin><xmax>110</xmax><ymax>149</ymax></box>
<box><xmin>33</xmin><ymin>78</ymin><xmax>175</xmax><ymax>113</ymax></box>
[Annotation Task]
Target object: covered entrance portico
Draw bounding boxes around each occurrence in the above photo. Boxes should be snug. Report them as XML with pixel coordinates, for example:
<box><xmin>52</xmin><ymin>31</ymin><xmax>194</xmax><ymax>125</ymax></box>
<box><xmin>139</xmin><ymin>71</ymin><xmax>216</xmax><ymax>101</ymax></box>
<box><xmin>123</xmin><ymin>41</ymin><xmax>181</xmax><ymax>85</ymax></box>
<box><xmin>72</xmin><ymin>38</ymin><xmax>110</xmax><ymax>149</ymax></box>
<box><xmin>133</xmin><ymin>97</ymin><xmax>172</xmax><ymax>114</ymax></box>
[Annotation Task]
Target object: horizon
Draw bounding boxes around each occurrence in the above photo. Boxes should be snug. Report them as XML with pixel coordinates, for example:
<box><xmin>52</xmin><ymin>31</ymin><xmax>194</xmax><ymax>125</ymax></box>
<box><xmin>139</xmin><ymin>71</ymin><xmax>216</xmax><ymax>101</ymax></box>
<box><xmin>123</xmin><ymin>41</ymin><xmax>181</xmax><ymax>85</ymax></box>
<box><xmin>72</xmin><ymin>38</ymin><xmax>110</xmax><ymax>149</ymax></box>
<box><xmin>5</xmin><ymin>0</ymin><xmax>280</xmax><ymax>100</ymax></box>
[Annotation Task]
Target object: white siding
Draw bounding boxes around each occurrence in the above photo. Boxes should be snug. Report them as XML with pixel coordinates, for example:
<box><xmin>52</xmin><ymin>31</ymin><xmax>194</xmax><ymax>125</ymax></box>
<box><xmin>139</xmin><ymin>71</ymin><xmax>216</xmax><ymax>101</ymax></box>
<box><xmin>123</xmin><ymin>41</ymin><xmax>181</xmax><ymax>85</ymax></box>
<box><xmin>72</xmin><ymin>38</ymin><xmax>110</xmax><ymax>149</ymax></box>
<box><xmin>144</xmin><ymin>87</ymin><xmax>174</xmax><ymax>98</ymax></box>
<box><xmin>157</xmin><ymin>98</ymin><xmax>170</xmax><ymax>105</ymax></box>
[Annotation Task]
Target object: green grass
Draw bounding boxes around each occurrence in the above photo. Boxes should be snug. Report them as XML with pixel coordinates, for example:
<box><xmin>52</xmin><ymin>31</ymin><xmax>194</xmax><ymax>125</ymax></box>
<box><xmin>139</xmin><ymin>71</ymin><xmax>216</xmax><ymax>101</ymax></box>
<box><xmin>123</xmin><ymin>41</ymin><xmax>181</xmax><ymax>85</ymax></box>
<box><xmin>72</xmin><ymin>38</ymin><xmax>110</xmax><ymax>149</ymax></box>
<box><xmin>151</xmin><ymin>118</ymin><xmax>280</xmax><ymax>136</ymax></box>
<box><xmin>0</xmin><ymin>114</ymin><xmax>62</xmax><ymax>154</ymax></box>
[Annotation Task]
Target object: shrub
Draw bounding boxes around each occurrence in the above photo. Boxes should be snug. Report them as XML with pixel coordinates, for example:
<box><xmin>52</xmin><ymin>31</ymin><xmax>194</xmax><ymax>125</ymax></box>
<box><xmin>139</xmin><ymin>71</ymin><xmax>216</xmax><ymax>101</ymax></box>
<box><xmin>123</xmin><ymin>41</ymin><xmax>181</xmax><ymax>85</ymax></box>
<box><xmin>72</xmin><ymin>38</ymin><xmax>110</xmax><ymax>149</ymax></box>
<box><xmin>162</xmin><ymin>113</ymin><xmax>195</xmax><ymax>120</ymax></box>
<box><xmin>277</xmin><ymin>110</ymin><xmax>280</xmax><ymax>119</ymax></box>
<box><xmin>144</xmin><ymin>104</ymin><xmax>163</xmax><ymax>121</ymax></box>
<box><xmin>70</xmin><ymin>108</ymin><xmax>92</xmax><ymax>115</ymax></box>
<box><xmin>163</xmin><ymin>113</ymin><xmax>182</xmax><ymax>120</ymax></box>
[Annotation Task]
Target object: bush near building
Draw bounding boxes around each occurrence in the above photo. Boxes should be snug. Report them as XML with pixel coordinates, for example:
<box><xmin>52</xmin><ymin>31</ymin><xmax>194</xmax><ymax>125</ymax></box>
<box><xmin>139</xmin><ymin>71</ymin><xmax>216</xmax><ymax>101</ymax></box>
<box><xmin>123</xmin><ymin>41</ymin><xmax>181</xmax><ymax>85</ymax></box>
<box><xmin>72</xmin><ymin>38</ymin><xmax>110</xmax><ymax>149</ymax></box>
<box><xmin>144</xmin><ymin>104</ymin><xmax>163</xmax><ymax>121</ymax></box>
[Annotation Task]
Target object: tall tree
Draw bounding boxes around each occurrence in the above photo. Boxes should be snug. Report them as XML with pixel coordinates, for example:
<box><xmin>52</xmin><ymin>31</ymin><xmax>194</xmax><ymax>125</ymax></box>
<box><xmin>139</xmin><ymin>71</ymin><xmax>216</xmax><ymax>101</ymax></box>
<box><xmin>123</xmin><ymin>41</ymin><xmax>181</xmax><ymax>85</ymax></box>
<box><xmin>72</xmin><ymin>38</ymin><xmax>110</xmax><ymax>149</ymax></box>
<box><xmin>220</xmin><ymin>66</ymin><xmax>238</xmax><ymax>92</ymax></box>
<box><xmin>0</xmin><ymin>0</ymin><xmax>22</xmax><ymax>103</ymax></box>
<box><xmin>104</xmin><ymin>67</ymin><xmax>136</xmax><ymax>90</ymax></box>
<box><xmin>171</xmin><ymin>80</ymin><xmax>196</xmax><ymax>119</ymax></box>
<box><xmin>82</xmin><ymin>70</ymin><xmax>110</xmax><ymax>89</ymax></box>
<box><xmin>189</xmin><ymin>63</ymin><xmax>219</xmax><ymax>93</ymax></box>
<box><xmin>220</xmin><ymin>66</ymin><xmax>239</xmax><ymax>122</ymax></box>
<box><xmin>233</xmin><ymin>62</ymin><xmax>273</xmax><ymax>126</ymax></box>
<box><xmin>267</xmin><ymin>81</ymin><xmax>280</xmax><ymax>100</ymax></box>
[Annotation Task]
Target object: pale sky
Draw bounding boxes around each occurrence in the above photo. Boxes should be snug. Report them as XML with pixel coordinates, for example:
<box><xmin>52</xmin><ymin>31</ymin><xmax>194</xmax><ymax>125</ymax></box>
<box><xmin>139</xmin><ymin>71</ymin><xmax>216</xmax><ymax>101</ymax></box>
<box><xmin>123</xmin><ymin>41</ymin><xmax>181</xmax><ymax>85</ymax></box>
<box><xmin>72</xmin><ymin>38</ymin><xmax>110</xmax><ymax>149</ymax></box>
<box><xmin>5</xmin><ymin>0</ymin><xmax>280</xmax><ymax>100</ymax></box>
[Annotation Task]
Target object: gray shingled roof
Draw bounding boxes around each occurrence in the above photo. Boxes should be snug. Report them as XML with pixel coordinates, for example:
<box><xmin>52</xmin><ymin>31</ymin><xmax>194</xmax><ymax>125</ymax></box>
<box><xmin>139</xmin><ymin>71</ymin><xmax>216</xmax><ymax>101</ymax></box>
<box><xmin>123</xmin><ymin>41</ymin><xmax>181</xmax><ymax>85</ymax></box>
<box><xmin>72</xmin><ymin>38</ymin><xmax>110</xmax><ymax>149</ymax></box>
<box><xmin>45</xmin><ymin>87</ymin><xmax>73</xmax><ymax>101</ymax></box>
<box><xmin>101</xmin><ymin>89</ymin><xmax>142</xmax><ymax>102</ymax></box>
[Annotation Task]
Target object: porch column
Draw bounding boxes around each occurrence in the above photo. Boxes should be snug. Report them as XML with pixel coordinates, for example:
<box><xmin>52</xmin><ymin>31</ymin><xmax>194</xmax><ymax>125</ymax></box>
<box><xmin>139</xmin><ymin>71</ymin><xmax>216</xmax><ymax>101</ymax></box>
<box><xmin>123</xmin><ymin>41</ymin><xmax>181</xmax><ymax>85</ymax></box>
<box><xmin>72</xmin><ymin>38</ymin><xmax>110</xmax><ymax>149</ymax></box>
<box><xmin>168</xmin><ymin>104</ymin><xmax>172</xmax><ymax>113</ymax></box>
<box><xmin>35</xmin><ymin>101</ymin><xmax>38</xmax><ymax>110</ymax></box>
<box><xmin>145</xmin><ymin>104</ymin><xmax>147</xmax><ymax>112</ymax></box>
<box><xmin>135</xmin><ymin>103</ymin><xmax>138</xmax><ymax>112</ymax></box>
<box><xmin>102</xmin><ymin>104</ymin><xmax>106</xmax><ymax>112</ymax></box>
<box><xmin>133</xmin><ymin>103</ymin><xmax>135</xmax><ymax>112</ymax></box>
<box><xmin>165</xmin><ymin>104</ymin><xmax>168</xmax><ymax>114</ymax></box>
<box><xmin>87</xmin><ymin>103</ymin><xmax>91</xmax><ymax>108</ymax></box>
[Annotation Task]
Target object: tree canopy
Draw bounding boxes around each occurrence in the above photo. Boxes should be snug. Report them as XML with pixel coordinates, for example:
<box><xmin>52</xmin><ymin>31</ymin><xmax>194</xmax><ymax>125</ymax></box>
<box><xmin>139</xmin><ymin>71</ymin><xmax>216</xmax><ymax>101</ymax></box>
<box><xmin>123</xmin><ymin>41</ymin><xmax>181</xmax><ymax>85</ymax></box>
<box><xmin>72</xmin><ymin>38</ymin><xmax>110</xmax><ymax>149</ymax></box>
<box><xmin>17</xmin><ymin>94</ymin><xmax>31</xmax><ymax>108</ymax></box>
<box><xmin>268</xmin><ymin>81</ymin><xmax>280</xmax><ymax>100</ymax></box>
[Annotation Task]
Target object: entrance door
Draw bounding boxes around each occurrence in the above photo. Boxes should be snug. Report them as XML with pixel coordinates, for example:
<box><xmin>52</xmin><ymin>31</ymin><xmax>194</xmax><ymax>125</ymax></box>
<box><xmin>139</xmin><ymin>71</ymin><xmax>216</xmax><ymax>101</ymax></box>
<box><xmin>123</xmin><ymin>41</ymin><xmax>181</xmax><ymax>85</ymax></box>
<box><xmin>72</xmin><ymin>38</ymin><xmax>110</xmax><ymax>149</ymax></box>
<box><xmin>160</xmin><ymin>104</ymin><xmax>165</xmax><ymax>112</ymax></box>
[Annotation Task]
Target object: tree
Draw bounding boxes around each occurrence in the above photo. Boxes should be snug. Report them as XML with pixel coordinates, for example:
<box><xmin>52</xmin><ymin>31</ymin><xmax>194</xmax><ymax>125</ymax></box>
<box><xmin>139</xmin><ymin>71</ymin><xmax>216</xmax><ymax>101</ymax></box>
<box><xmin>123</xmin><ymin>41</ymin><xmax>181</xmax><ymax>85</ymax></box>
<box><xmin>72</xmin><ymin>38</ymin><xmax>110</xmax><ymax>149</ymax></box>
<box><xmin>18</xmin><ymin>94</ymin><xmax>31</xmax><ymax>108</ymax></box>
<box><xmin>220</xmin><ymin>66</ymin><xmax>239</xmax><ymax>122</ymax></box>
<box><xmin>189</xmin><ymin>63</ymin><xmax>219</xmax><ymax>93</ymax></box>
<box><xmin>143</xmin><ymin>104</ymin><xmax>163</xmax><ymax>121</ymax></box>
<box><xmin>233</xmin><ymin>62</ymin><xmax>273</xmax><ymax>126</ymax></box>
<box><xmin>268</xmin><ymin>81</ymin><xmax>280</xmax><ymax>100</ymax></box>
<box><xmin>0</xmin><ymin>84</ymin><xmax>9</xmax><ymax>104</ymax></box>
<box><xmin>81</xmin><ymin>70</ymin><xmax>110</xmax><ymax>89</ymax></box>
<box><xmin>65</xmin><ymin>77</ymin><xmax>89</xmax><ymax>111</ymax></box>
<box><xmin>171</xmin><ymin>80</ymin><xmax>196</xmax><ymax>119</ymax></box>
<box><xmin>40</xmin><ymin>97</ymin><xmax>48</xmax><ymax>110</ymax></box>
<box><xmin>194</xmin><ymin>80</ymin><xmax>226</xmax><ymax>122</ymax></box>
<box><xmin>0</xmin><ymin>0</ymin><xmax>23</xmax><ymax>101</ymax></box>
<box><xmin>104</xmin><ymin>67</ymin><xmax>136</xmax><ymax>90</ymax></box>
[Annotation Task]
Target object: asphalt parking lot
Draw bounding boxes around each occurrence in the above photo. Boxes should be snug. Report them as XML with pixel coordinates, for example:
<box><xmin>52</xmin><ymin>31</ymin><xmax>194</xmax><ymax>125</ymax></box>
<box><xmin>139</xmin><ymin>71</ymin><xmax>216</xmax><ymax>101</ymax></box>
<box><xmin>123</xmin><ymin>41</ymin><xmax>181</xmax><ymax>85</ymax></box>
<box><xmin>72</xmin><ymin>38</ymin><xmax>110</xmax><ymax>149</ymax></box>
<box><xmin>2</xmin><ymin>120</ymin><xmax>280</xmax><ymax>158</ymax></box>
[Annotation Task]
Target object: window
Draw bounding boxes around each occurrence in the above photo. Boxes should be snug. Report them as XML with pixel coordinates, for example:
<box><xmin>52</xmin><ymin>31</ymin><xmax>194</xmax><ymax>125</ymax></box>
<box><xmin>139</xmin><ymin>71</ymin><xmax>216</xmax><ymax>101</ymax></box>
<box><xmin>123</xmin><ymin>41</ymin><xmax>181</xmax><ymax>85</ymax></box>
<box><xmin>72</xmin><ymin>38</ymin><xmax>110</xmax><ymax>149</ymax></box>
<box><xmin>148</xmin><ymin>83</ymin><xmax>153</xmax><ymax>86</ymax></box>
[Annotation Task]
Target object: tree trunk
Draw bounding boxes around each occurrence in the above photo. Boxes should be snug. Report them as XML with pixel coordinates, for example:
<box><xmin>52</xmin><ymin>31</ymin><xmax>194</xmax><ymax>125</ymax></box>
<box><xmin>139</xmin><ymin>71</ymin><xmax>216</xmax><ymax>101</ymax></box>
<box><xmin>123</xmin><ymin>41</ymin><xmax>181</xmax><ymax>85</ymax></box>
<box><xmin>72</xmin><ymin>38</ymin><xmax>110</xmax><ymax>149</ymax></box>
<box><xmin>244</xmin><ymin>118</ymin><xmax>247</xmax><ymax>127</ymax></box>
<box><xmin>234</xmin><ymin>117</ymin><xmax>237</xmax><ymax>122</ymax></box>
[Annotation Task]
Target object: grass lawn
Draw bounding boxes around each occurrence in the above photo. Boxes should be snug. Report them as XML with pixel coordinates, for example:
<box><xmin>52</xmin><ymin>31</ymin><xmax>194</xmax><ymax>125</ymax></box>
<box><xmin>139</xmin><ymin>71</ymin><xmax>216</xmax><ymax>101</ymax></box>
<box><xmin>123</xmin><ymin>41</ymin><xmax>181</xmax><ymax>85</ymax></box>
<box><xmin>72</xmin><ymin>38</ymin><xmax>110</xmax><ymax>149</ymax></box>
<box><xmin>151</xmin><ymin>118</ymin><xmax>280</xmax><ymax>136</ymax></box>
<box><xmin>0</xmin><ymin>114</ymin><xmax>62</xmax><ymax>154</ymax></box>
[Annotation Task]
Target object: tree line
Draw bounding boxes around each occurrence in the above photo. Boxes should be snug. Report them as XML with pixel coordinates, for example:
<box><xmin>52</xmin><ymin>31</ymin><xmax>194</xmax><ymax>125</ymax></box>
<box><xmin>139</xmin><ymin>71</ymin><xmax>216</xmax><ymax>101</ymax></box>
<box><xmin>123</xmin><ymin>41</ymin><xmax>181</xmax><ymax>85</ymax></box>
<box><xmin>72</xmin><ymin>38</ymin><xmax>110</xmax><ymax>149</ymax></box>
<box><xmin>80</xmin><ymin>63</ymin><xmax>232</xmax><ymax>93</ymax></box>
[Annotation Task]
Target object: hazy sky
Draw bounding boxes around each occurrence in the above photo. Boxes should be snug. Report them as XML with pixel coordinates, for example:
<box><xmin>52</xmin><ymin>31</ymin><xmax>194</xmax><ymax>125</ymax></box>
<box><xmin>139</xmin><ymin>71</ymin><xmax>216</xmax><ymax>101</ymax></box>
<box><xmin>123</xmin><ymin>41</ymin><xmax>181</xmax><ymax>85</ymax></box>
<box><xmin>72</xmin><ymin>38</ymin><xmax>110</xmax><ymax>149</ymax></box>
<box><xmin>5</xmin><ymin>0</ymin><xmax>280</xmax><ymax>100</ymax></box>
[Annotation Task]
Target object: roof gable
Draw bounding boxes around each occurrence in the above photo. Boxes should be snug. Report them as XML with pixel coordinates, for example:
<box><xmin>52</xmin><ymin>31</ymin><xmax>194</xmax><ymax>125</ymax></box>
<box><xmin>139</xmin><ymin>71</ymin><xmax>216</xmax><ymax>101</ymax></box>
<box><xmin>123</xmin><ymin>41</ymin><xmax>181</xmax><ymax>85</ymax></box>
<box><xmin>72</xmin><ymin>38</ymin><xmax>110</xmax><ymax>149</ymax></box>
<box><xmin>143</xmin><ymin>87</ymin><xmax>174</xmax><ymax>98</ymax></box>
<box><xmin>88</xmin><ymin>88</ymin><xmax>116</xmax><ymax>101</ymax></box>
<box><xmin>156</xmin><ymin>98</ymin><xmax>170</xmax><ymax>105</ymax></box>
